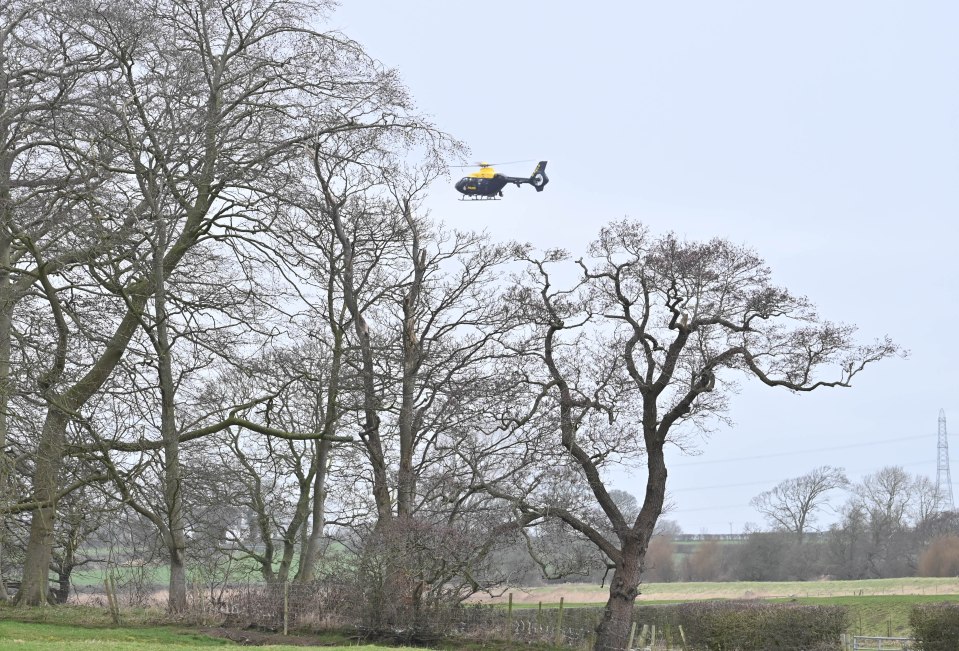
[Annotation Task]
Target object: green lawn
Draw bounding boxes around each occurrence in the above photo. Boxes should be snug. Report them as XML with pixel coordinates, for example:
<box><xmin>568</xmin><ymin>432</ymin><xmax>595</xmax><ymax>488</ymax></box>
<box><xmin>0</xmin><ymin>621</ymin><xmax>228</xmax><ymax>650</ymax></box>
<box><xmin>5</xmin><ymin>577</ymin><xmax>959</xmax><ymax>644</ymax></box>
<box><xmin>0</xmin><ymin>621</ymin><xmax>412</xmax><ymax>651</ymax></box>
<box><xmin>787</xmin><ymin>594</ymin><xmax>959</xmax><ymax>638</ymax></box>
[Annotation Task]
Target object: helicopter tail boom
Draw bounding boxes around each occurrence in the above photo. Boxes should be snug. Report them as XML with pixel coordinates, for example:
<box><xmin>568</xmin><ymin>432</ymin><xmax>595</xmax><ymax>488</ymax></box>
<box><xmin>502</xmin><ymin>161</ymin><xmax>549</xmax><ymax>191</ymax></box>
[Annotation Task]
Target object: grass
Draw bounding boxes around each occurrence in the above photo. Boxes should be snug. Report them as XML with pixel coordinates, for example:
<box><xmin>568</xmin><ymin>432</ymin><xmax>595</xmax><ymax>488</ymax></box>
<box><xmin>68</xmin><ymin>542</ymin><xmax>355</xmax><ymax>588</ymax></box>
<box><xmin>786</xmin><ymin>594</ymin><xmax>959</xmax><ymax>638</ymax></box>
<box><xmin>0</xmin><ymin>603</ymin><xmax>171</xmax><ymax>628</ymax></box>
<box><xmin>0</xmin><ymin>621</ymin><xmax>229</xmax><ymax>650</ymax></box>
<box><xmin>5</xmin><ymin>577</ymin><xmax>959</xmax><ymax>644</ymax></box>
<box><xmin>0</xmin><ymin>621</ymin><xmax>418</xmax><ymax>650</ymax></box>
<box><xmin>481</xmin><ymin>579</ymin><xmax>959</xmax><ymax>637</ymax></box>
<box><xmin>0</xmin><ymin>619</ymin><xmax>569</xmax><ymax>651</ymax></box>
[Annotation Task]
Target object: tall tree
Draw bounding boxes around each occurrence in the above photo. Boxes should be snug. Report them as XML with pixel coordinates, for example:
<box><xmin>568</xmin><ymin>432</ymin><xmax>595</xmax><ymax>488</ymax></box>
<box><xmin>14</xmin><ymin>0</ymin><xmax>424</xmax><ymax>605</ymax></box>
<box><xmin>0</xmin><ymin>0</ymin><xmax>115</xmax><ymax>600</ymax></box>
<box><xmin>486</xmin><ymin>221</ymin><xmax>898</xmax><ymax>651</ymax></box>
<box><xmin>750</xmin><ymin>465</ymin><xmax>848</xmax><ymax>542</ymax></box>
<box><xmin>849</xmin><ymin>465</ymin><xmax>927</xmax><ymax>577</ymax></box>
<box><xmin>285</xmin><ymin>131</ymin><xmax>544</xmax><ymax>619</ymax></box>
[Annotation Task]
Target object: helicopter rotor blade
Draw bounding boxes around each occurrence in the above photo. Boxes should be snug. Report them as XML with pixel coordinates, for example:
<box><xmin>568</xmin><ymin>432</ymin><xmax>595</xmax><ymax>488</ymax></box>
<box><xmin>450</xmin><ymin>159</ymin><xmax>535</xmax><ymax>168</ymax></box>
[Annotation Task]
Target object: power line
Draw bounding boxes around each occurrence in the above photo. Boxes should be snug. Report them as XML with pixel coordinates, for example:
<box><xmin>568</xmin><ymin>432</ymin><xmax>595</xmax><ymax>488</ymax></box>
<box><xmin>670</xmin><ymin>479</ymin><xmax>786</xmax><ymax>493</ymax></box>
<box><xmin>669</xmin><ymin>458</ymin><xmax>937</xmax><ymax>495</ymax></box>
<box><xmin>670</xmin><ymin>433</ymin><xmax>934</xmax><ymax>467</ymax></box>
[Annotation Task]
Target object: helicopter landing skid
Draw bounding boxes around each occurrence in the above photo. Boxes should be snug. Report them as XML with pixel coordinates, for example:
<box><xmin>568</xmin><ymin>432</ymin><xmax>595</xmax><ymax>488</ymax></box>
<box><xmin>459</xmin><ymin>195</ymin><xmax>501</xmax><ymax>201</ymax></box>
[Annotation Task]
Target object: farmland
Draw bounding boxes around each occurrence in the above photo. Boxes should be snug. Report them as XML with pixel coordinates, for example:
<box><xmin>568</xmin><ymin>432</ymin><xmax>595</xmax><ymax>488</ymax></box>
<box><xmin>474</xmin><ymin>578</ymin><xmax>959</xmax><ymax>639</ymax></box>
<box><xmin>3</xmin><ymin>577</ymin><xmax>959</xmax><ymax>646</ymax></box>
<box><xmin>477</xmin><ymin>577</ymin><xmax>959</xmax><ymax>606</ymax></box>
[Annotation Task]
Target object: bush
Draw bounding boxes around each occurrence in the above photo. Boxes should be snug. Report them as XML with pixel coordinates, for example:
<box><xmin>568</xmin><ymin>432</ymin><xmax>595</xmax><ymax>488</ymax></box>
<box><xmin>676</xmin><ymin>601</ymin><xmax>847</xmax><ymax>651</ymax></box>
<box><xmin>909</xmin><ymin>602</ymin><xmax>959</xmax><ymax>651</ymax></box>
<box><xmin>918</xmin><ymin>535</ymin><xmax>959</xmax><ymax>577</ymax></box>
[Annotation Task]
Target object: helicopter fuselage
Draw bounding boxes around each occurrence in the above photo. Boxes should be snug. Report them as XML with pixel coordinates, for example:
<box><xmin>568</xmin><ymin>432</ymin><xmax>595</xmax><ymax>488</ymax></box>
<box><xmin>455</xmin><ymin>174</ymin><xmax>513</xmax><ymax>198</ymax></box>
<box><xmin>455</xmin><ymin>161</ymin><xmax>548</xmax><ymax>199</ymax></box>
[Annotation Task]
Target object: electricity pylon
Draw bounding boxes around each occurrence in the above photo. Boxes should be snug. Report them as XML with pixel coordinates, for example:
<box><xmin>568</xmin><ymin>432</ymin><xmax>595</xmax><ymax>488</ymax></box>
<box><xmin>937</xmin><ymin>409</ymin><xmax>955</xmax><ymax>511</ymax></box>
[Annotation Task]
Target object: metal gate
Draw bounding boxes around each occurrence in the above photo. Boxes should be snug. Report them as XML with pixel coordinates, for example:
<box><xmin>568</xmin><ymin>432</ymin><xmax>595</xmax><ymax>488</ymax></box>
<box><xmin>852</xmin><ymin>636</ymin><xmax>912</xmax><ymax>650</ymax></box>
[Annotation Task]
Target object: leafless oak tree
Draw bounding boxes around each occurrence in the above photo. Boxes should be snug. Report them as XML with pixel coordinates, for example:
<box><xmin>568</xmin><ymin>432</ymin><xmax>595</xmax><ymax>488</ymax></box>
<box><xmin>484</xmin><ymin>221</ymin><xmax>899</xmax><ymax>651</ymax></box>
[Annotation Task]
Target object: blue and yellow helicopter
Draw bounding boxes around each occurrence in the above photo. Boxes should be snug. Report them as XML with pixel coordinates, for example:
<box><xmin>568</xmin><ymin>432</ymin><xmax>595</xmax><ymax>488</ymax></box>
<box><xmin>454</xmin><ymin>160</ymin><xmax>549</xmax><ymax>200</ymax></box>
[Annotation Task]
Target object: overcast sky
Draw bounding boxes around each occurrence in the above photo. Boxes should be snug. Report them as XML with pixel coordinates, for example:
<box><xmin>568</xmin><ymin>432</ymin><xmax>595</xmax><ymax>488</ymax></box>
<box><xmin>330</xmin><ymin>1</ymin><xmax>959</xmax><ymax>534</ymax></box>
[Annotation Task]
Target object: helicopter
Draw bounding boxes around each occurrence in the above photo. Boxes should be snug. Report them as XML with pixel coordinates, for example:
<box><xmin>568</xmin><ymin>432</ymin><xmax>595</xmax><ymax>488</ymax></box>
<box><xmin>454</xmin><ymin>160</ymin><xmax>548</xmax><ymax>200</ymax></box>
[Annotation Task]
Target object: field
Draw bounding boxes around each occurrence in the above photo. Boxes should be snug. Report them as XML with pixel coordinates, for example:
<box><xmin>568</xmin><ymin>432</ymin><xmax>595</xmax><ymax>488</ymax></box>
<box><xmin>474</xmin><ymin>578</ymin><xmax>959</xmax><ymax>638</ymax></box>
<box><xmin>476</xmin><ymin>577</ymin><xmax>959</xmax><ymax>606</ymax></box>
<box><xmin>3</xmin><ymin>578</ymin><xmax>959</xmax><ymax>646</ymax></box>
<box><xmin>0</xmin><ymin>619</ymin><xmax>414</xmax><ymax>651</ymax></box>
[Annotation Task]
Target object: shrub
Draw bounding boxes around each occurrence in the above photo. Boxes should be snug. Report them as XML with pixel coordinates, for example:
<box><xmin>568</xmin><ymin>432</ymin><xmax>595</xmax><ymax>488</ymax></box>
<box><xmin>918</xmin><ymin>535</ymin><xmax>959</xmax><ymax>577</ymax></box>
<box><xmin>644</xmin><ymin>536</ymin><xmax>678</xmax><ymax>582</ymax></box>
<box><xmin>909</xmin><ymin>602</ymin><xmax>959</xmax><ymax>651</ymax></box>
<box><xmin>676</xmin><ymin>601</ymin><xmax>847</xmax><ymax>651</ymax></box>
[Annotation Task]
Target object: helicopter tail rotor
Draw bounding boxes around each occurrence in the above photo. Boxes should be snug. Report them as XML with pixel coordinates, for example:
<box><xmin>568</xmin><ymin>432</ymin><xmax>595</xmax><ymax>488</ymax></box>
<box><xmin>529</xmin><ymin>161</ymin><xmax>549</xmax><ymax>192</ymax></box>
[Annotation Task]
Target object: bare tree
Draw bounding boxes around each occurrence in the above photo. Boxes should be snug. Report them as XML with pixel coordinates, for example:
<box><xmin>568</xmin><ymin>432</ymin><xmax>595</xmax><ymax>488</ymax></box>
<box><xmin>750</xmin><ymin>465</ymin><xmax>848</xmax><ymax>542</ymax></box>
<box><xmin>484</xmin><ymin>221</ymin><xmax>898</xmax><ymax>651</ymax></box>
<box><xmin>206</xmin><ymin>344</ymin><xmax>348</xmax><ymax>586</ymax></box>
<box><xmin>12</xmin><ymin>0</ymin><xmax>433</xmax><ymax>606</ymax></box>
<box><xmin>849</xmin><ymin>465</ymin><xmax>928</xmax><ymax>577</ymax></box>
<box><xmin>0</xmin><ymin>0</ymin><xmax>117</xmax><ymax>600</ymax></box>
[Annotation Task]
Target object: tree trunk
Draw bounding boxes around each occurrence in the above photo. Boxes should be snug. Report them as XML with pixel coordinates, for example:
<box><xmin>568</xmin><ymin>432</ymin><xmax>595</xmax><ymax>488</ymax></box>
<box><xmin>396</xmin><ymin>206</ymin><xmax>425</xmax><ymax>520</ymax></box>
<box><xmin>295</xmin><ymin>438</ymin><xmax>330</xmax><ymax>584</ymax></box>
<box><xmin>16</xmin><ymin>409</ymin><xmax>70</xmax><ymax>605</ymax></box>
<box><xmin>594</xmin><ymin>548</ymin><xmax>642</xmax><ymax>651</ymax></box>
<box><xmin>53</xmin><ymin>560</ymin><xmax>73</xmax><ymax>604</ymax></box>
<box><xmin>326</xmin><ymin>202</ymin><xmax>391</xmax><ymax>522</ymax></box>
<box><xmin>164</xmin><ymin>477</ymin><xmax>188</xmax><ymax>613</ymax></box>
<box><xmin>0</xmin><ymin>232</ymin><xmax>12</xmax><ymax>602</ymax></box>
<box><xmin>277</xmin><ymin>479</ymin><xmax>313</xmax><ymax>585</ymax></box>
<box><xmin>155</xmin><ymin>220</ymin><xmax>188</xmax><ymax>613</ymax></box>
<box><xmin>17</xmin><ymin>299</ymin><xmax>143</xmax><ymax>607</ymax></box>
<box><xmin>168</xmin><ymin>549</ymin><xmax>187</xmax><ymax>612</ymax></box>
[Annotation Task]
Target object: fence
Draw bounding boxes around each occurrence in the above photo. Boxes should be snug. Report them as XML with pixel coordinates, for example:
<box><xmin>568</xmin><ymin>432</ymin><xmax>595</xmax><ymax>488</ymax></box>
<box><xmin>211</xmin><ymin>585</ymin><xmax>608</xmax><ymax>648</ymax></box>
<box><xmin>64</xmin><ymin>581</ymin><xmax>883</xmax><ymax>651</ymax></box>
<box><xmin>67</xmin><ymin>581</ymin><xmax>686</xmax><ymax>649</ymax></box>
<box><xmin>848</xmin><ymin>637</ymin><xmax>913</xmax><ymax>651</ymax></box>
<box><xmin>213</xmin><ymin>589</ymin><xmax>696</xmax><ymax>649</ymax></box>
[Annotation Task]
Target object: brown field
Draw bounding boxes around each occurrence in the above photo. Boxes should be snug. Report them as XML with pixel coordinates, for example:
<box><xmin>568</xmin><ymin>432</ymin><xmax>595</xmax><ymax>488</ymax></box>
<box><xmin>472</xmin><ymin>577</ymin><xmax>959</xmax><ymax>606</ymax></box>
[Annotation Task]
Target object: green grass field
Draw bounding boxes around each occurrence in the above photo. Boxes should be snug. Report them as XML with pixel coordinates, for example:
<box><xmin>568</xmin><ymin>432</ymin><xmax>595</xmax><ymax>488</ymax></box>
<box><xmin>3</xmin><ymin>577</ymin><xmax>959</xmax><ymax>645</ymax></box>
<box><xmin>0</xmin><ymin>621</ymin><xmax>416</xmax><ymax>651</ymax></box>
<box><xmin>0</xmin><ymin>621</ymin><xmax>229</xmax><ymax>650</ymax></box>
<box><xmin>482</xmin><ymin>578</ymin><xmax>959</xmax><ymax>637</ymax></box>
<box><xmin>785</xmin><ymin>594</ymin><xmax>959</xmax><ymax>638</ymax></box>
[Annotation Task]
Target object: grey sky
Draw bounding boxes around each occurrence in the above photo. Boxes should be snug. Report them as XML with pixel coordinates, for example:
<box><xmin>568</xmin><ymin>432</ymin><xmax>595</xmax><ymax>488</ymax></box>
<box><xmin>331</xmin><ymin>1</ymin><xmax>959</xmax><ymax>533</ymax></box>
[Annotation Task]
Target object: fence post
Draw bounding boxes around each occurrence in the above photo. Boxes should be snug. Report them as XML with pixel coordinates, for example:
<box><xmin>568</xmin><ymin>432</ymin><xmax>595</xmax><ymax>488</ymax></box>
<box><xmin>555</xmin><ymin>597</ymin><xmax>565</xmax><ymax>646</ymax></box>
<box><xmin>679</xmin><ymin>624</ymin><xmax>687</xmax><ymax>650</ymax></box>
<box><xmin>283</xmin><ymin>581</ymin><xmax>289</xmax><ymax>636</ymax></box>
<box><xmin>627</xmin><ymin>621</ymin><xmax>637</xmax><ymax>651</ymax></box>
<box><xmin>537</xmin><ymin>600</ymin><xmax>542</xmax><ymax>627</ymax></box>
<box><xmin>507</xmin><ymin>592</ymin><xmax>513</xmax><ymax>642</ymax></box>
